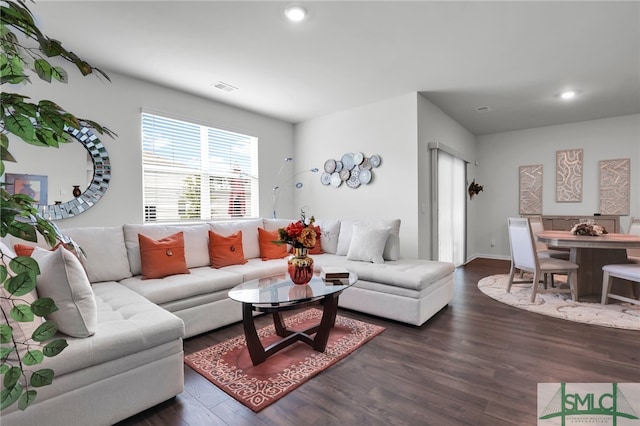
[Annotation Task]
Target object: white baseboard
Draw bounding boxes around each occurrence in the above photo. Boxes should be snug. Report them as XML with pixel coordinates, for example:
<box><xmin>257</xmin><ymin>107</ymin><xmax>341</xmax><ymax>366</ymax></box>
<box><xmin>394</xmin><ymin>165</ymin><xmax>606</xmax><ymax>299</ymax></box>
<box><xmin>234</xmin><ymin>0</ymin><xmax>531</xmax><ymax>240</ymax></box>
<box><xmin>463</xmin><ymin>254</ymin><xmax>510</xmax><ymax>265</ymax></box>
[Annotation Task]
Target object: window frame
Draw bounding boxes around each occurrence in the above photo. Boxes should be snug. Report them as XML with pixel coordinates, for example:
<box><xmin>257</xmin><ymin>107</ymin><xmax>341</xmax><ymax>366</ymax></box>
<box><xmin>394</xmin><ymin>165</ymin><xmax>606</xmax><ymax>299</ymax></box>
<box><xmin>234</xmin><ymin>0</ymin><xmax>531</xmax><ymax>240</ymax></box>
<box><xmin>141</xmin><ymin>111</ymin><xmax>259</xmax><ymax>223</ymax></box>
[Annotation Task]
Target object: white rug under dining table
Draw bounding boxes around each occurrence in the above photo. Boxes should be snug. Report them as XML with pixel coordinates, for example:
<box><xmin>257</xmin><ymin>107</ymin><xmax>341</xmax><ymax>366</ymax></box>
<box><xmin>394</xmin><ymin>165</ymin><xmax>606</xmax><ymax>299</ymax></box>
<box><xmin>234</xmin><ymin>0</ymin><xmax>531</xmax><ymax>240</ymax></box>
<box><xmin>478</xmin><ymin>274</ymin><xmax>640</xmax><ymax>330</ymax></box>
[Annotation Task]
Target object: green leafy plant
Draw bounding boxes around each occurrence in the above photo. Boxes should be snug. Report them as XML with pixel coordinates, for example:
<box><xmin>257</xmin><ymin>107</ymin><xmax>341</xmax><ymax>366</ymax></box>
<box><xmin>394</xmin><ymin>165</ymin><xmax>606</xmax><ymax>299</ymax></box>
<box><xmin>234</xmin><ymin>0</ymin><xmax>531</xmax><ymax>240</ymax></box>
<box><xmin>1</xmin><ymin>0</ymin><xmax>114</xmax><ymax>411</ymax></box>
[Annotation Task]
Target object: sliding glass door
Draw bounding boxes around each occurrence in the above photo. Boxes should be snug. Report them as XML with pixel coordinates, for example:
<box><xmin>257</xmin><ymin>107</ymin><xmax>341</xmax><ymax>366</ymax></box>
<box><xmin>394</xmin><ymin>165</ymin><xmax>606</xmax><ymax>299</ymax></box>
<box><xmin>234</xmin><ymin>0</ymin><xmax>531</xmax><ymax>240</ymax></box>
<box><xmin>433</xmin><ymin>149</ymin><xmax>467</xmax><ymax>266</ymax></box>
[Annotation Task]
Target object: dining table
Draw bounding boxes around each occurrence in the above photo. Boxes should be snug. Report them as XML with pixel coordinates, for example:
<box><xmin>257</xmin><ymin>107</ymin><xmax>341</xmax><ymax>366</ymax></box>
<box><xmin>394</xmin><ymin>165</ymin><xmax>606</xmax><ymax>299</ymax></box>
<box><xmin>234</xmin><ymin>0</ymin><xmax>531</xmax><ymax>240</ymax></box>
<box><xmin>536</xmin><ymin>230</ymin><xmax>640</xmax><ymax>301</ymax></box>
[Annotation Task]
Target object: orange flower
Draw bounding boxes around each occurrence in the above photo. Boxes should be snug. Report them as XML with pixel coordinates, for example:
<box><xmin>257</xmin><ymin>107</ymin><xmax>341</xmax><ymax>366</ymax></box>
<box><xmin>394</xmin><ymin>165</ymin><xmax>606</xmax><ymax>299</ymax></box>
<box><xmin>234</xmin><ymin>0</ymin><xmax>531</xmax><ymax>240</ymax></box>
<box><xmin>298</xmin><ymin>227</ymin><xmax>316</xmax><ymax>248</ymax></box>
<box><xmin>274</xmin><ymin>211</ymin><xmax>317</xmax><ymax>248</ymax></box>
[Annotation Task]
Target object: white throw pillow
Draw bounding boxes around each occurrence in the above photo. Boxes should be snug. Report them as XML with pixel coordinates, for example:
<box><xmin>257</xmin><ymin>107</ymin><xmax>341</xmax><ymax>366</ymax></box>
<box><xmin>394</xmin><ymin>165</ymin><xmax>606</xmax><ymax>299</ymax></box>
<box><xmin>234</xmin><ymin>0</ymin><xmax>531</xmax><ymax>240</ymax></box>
<box><xmin>32</xmin><ymin>246</ymin><xmax>97</xmax><ymax>338</ymax></box>
<box><xmin>314</xmin><ymin>219</ymin><xmax>341</xmax><ymax>254</ymax></box>
<box><xmin>337</xmin><ymin>219</ymin><xmax>400</xmax><ymax>260</ymax></box>
<box><xmin>346</xmin><ymin>225</ymin><xmax>391</xmax><ymax>264</ymax></box>
<box><xmin>336</xmin><ymin>220</ymin><xmax>356</xmax><ymax>256</ymax></box>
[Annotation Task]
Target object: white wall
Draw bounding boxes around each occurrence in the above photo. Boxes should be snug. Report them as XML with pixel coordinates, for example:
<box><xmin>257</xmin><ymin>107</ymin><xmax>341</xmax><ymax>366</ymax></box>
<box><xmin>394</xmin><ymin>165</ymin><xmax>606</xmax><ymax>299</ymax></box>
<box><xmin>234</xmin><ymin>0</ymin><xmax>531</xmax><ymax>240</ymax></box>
<box><xmin>417</xmin><ymin>94</ymin><xmax>476</xmax><ymax>259</ymax></box>
<box><xmin>8</xmin><ymin>69</ymin><xmax>294</xmax><ymax>228</ymax></box>
<box><xmin>294</xmin><ymin>93</ymin><xmax>420</xmax><ymax>257</ymax></box>
<box><xmin>473</xmin><ymin>114</ymin><xmax>640</xmax><ymax>259</ymax></box>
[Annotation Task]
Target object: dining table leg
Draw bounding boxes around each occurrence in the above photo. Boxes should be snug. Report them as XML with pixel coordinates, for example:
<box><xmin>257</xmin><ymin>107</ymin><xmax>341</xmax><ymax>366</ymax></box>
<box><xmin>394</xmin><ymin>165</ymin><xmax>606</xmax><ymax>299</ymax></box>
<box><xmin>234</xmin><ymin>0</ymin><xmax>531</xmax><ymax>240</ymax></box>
<box><xmin>571</xmin><ymin>247</ymin><xmax>630</xmax><ymax>301</ymax></box>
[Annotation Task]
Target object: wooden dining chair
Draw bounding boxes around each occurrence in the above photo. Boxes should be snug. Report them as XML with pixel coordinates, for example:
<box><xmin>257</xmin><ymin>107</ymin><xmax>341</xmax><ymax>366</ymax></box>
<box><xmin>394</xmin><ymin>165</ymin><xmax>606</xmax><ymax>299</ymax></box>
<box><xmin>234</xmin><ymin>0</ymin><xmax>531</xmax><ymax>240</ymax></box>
<box><xmin>601</xmin><ymin>264</ymin><xmax>640</xmax><ymax>305</ymax></box>
<box><xmin>507</xmin><ymin>217</ymin><xmax>578</xmax><ymax>302</ymax></box>
<box><xmin>626</xmin><ymin>217</ymin><xmax>640</xmax><ymax>264</ymax></box>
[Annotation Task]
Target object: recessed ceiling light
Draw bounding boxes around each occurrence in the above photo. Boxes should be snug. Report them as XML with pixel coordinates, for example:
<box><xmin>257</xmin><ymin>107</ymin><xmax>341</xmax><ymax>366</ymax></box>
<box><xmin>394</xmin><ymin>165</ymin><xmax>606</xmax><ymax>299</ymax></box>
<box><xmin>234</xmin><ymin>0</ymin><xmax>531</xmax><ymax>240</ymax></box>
<box><xmin>560</xmin><ymin>90</ymin><xmax>577</xmax><ymax>100</ymax></box>
<box><xmin>284</xmin><ymin>5</ymin><xmax>308</xmax><ymax>22</ymax></box>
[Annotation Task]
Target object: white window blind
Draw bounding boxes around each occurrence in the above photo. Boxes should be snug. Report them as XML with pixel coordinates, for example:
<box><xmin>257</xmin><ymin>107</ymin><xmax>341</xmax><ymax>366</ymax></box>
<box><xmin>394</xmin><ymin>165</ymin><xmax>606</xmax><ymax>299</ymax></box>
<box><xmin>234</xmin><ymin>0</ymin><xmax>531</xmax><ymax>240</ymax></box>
<box><xmin>141</xmin><ymin>112</ymin><xmax>258</xmax><ymax>222</ymax></box>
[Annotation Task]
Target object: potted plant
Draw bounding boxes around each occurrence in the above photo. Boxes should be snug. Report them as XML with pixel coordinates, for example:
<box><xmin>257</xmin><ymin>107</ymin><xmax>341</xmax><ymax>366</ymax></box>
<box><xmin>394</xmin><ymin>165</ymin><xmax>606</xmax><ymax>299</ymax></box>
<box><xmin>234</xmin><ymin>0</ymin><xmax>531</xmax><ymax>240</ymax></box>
<box><xmin>1</xmin><ymin>0</ymin><xmax>115</xmax><ymax>411</ymax></box>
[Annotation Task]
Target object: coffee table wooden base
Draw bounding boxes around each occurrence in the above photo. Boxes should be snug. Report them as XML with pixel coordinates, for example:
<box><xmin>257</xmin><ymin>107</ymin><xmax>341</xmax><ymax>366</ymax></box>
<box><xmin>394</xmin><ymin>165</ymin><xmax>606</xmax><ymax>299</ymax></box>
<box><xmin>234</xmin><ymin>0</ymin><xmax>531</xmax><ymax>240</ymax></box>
<box><xmin>242</xmin><ymin>293</ymin><xmax>340</xmax><ymax>366</ymax></box>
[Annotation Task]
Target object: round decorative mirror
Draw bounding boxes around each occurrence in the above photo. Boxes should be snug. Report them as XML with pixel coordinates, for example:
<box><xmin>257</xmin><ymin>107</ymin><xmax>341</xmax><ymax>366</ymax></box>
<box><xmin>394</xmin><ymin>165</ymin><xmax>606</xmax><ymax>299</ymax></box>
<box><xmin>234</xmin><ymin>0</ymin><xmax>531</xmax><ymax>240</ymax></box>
<box><xmin>37</xmin><ymin>125</ymin><xmax>110</xmax><ymax>220</ymax></box>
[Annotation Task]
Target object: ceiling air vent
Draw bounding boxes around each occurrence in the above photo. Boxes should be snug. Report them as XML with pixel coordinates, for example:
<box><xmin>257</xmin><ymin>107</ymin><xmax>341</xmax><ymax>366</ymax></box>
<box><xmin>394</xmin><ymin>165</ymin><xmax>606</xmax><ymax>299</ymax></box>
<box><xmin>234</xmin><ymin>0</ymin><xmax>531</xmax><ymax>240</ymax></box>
<box><xmin>475</xmin><ymin>105</ymin><xmax>493</xmax><ymax>112</ymax></box>
<box><xmin>212</xmin><ymin>81</ymin><xmax>238</xmax><ymax>93</ymax></box>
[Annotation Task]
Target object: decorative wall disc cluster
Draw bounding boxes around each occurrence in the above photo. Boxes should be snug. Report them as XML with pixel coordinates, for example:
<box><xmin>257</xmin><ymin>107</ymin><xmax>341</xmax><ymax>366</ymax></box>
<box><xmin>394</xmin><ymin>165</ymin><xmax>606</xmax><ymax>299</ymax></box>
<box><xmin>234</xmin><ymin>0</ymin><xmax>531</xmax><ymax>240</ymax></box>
<box><xmin>321</xmin><ymin>152</ymin><xmax>381</xmax><ymax>188</ymax></box>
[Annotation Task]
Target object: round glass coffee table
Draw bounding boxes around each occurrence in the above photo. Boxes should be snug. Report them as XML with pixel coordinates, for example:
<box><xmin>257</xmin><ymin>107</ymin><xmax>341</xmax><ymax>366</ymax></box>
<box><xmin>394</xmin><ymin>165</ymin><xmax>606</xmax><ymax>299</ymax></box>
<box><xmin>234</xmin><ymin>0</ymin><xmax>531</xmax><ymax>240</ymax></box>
<box><xmin>228</xmin><ymin>272</ymin><xmax>357</xmax><ymax>365</ymax></box>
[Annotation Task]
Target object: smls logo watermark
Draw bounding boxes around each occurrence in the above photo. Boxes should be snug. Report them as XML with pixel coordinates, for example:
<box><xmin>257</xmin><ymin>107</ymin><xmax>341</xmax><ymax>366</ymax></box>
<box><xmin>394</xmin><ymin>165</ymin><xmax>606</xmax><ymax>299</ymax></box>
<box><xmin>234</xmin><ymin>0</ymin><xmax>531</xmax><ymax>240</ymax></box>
<box><xmin>538</xmin><ymin>383</ymin><xmax>640</xmax><ymax>425</ymax></box>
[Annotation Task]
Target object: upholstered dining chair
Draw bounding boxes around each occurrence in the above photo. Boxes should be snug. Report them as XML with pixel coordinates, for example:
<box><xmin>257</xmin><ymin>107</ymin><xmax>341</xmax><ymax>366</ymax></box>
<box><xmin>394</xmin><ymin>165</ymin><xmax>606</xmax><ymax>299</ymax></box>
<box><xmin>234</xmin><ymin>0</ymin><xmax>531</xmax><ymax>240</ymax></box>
<box><xmin>601</xmin><ymin>264</ymin><xmax>640</xmax><ymax>306</ymax></box>
<box><xmin>528</xmin><ymin>216</ymin><xmax>570</xmax><ymax>260</ymax></box>
<box><xmin>507</xmin><ymin>217</ymin><xmax>578</xmax><ymax>302</ymax></box>
<box><xmin>518</xmin><ymin>216</ymin><xmax>570</xmax><ymax>286</ymax></box>
<box><xmin>626</xmin><ymin>217</ymin><xmax>640</xmax><ymax>264</ymax></box>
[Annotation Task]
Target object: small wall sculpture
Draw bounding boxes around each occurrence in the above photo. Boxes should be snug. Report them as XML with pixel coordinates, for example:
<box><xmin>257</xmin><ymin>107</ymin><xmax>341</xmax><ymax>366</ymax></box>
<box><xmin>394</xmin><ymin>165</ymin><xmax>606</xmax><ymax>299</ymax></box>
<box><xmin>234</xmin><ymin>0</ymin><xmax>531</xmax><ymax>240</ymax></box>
<box><xmin>320</xmin><ymin>152</ymin><xmax>381</xmax><ymax>189</ymax></box>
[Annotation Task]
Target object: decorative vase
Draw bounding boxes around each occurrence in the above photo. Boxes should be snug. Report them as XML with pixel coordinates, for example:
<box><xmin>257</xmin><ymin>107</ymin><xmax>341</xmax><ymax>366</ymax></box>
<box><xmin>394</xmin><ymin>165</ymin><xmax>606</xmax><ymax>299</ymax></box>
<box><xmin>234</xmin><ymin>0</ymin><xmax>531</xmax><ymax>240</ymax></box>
<box><xmin>287</xmin><ymin>247</ymin><xmax>314</xmax><ymax>285</ymax></box>
<box><xmin>19</xmin><ymin>183</ymin><xmax>36</xmax><ymax>198</ymax></box>
<box><xmin>72</xmin><ymin>185</ymin><xmax>81</xmax><ymax>197</ymax></box>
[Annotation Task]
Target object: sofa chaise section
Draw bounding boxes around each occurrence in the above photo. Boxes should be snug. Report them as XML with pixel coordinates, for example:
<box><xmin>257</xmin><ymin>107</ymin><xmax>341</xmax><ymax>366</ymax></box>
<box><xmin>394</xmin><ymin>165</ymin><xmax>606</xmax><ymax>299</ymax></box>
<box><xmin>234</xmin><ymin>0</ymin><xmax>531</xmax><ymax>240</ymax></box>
<box><xmin>312</xmin><ymin>255</ymin><xmax>454</xmax><ymax>325</ymax></box>
<box><xmin>1</xmin><ymin>282</ymin><xmax>185</xmax><ymax>426</ymax></box>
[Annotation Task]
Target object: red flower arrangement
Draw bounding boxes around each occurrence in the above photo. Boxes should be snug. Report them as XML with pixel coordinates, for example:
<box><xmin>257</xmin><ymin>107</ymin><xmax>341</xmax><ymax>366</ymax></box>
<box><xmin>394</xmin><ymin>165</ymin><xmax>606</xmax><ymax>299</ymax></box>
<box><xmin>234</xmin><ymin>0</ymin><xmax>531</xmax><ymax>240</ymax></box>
<box><xmin>275</xmin><ymin>210</ymin><xmax>317</xmax><ymax>249</ymax></box>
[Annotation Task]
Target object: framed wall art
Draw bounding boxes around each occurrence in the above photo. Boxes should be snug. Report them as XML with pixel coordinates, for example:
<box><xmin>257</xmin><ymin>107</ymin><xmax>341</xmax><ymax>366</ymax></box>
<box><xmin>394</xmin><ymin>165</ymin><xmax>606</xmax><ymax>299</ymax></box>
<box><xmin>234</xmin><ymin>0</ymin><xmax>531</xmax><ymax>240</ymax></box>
<box><xmin>519</xmin><ymin>164</ymin><xmax>543</xmax><ymax>214</ymax></box>
<box><xmin>5</xmin><ymin>173</ymin><xmax>48</xmax><ymax>205</ymax></box>
<box><xmin>599</xmin><ymin>158</ymin><xmax>630</xmax><ymax>215</ymax></box>
<box><xmin>556</xmin><ymin>149</ymin><xmax>583</xmax><ymax>202</ymax></box>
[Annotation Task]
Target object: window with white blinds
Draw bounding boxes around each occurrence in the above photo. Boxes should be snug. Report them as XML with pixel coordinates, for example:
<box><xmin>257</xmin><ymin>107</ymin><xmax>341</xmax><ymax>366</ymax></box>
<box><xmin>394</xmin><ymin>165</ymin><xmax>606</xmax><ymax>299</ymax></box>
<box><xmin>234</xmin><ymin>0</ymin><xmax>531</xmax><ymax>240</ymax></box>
<box><xmin>141</xmin><ymin>112</ymin><xmax>258</xmax><ymax>222</ymax></box>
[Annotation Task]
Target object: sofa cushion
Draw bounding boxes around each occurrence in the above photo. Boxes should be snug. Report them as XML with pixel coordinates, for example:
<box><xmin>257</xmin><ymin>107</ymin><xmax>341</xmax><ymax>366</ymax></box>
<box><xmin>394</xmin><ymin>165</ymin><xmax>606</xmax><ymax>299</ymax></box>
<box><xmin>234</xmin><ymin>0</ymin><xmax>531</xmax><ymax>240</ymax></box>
<box><xmin>208</xmin><ymin>230</ymin><xmax>247</xmax><ymax>268</ymax></box>
<box><xmin>343</xmin><ymin>258</ymin><xmax>454</xmax><ymax>291</ymax></box>
<box><xmin>124</xmin><ymin>223</ymin><xmax>210</xmax><ymax>275</ymax></box>
<box><xmin>37</xmin><ymin>281</ymin><xmax>184</xmax><ymax>377</ymax></box>
<box><xmin>119</xmin><ymin>267</ymin><xmax>243</xmax><ymax>305</ymax></box>
<box><xmin>337</xmin><ymin>219</ymin><xmax>400</xmax><ymax>260</ymax></box>
<box><xmin>64</xmin><ymin>226</ymin><xmax>133</xmax><ymax>283</ymax></box>
<box><xmin>218</xmin><ymin>258</ymin><xmax>288</xmax><ymax>282</ymax></box>
<box><xmin>258</xmin><ymin>228</ymin><xmax>288</xmax><ymax>260</ymax></box>
<box><xmin>32</xmin><ymin>246</ymin><xmax>97</xmax><ymax>338</ymax></box>
<box><xmin>346</xmin><ymin>225</ymin><xmax>391</xmax><ymax>264</ymax></box>
<box><xmin>313</xmin><ymin>219</ymin><xmax>340</xmax><ymax>254</ymax></box>
<box><xmin>139</xmin><ymin>232</ymin><xmax>190</xmax><ymax>280</ymax></box>
<box><xmin>209</xmin><ymin>219</ymin><xmax>263</xmax><ymax>259</ymax></box>
<box><xmin>263</xmin><ymin>218</ymin><xmax>295</xmax><ymax>232</ymax></box>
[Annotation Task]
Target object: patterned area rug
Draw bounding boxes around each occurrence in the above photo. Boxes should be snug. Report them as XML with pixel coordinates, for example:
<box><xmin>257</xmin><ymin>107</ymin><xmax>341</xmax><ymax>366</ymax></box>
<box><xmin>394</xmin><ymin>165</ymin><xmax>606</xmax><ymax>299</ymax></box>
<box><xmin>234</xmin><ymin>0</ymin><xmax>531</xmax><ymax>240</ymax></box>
<box><xmin>478</xmin><ymin>274</ymin><xmax>640</xmax><ymax>330</ymax></box>
<box><xmin>184</xmin><ymin>309</ymin><xmax>384</xmax><ymax>412</ymax></box>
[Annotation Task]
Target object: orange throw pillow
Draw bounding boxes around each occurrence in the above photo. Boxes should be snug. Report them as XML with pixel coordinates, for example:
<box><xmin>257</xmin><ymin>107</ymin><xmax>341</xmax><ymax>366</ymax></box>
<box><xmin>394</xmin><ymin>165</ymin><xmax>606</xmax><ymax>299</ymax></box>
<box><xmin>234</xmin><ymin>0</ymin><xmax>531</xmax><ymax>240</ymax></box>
<box><xmin>14</xmin><ymin>242</ymin><xmax>68</xmax><ymax>257</ymax></box>
<box><xmin>257</xmin><ymin>228</ymin><xmax>288</xmax><ymax>261</ymax></box>
<box><xmin>14</xmin><ymin>244</ymin><xmax>36</xmax><ymax>257</ymax></box>
<box><xmin>308</xmin><ymin>226</ymin><xmax>323</xmax><ymax>254</ymax></box>
<box><xmin>208</xmin><ymin>230</ymin><xmax>247</xmax><ymax>268</ymax></box>
<box><xmin>138</xmin><ymin>232</ymin><xmax>190</xmax><ymax>280</ymax></box>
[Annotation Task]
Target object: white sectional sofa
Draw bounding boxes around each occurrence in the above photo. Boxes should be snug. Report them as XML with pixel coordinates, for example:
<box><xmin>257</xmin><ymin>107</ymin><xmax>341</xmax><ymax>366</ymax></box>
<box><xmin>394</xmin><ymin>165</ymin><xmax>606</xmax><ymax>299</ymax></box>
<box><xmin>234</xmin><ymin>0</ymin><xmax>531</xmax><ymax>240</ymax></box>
<box><xmin>1</xmin><ymin>217</ymin><xmax>454</xmax><ymax>425</ymax></box>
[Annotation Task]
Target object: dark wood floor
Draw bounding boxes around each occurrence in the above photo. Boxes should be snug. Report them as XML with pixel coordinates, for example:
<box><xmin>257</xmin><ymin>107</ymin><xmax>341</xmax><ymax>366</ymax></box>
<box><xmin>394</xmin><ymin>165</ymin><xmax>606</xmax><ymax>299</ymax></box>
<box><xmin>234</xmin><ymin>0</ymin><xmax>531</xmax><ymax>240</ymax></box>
<box><xmin>117</xmin><ymin>258</ymin><xmax>640</xmax><ymax>425</ymax></box>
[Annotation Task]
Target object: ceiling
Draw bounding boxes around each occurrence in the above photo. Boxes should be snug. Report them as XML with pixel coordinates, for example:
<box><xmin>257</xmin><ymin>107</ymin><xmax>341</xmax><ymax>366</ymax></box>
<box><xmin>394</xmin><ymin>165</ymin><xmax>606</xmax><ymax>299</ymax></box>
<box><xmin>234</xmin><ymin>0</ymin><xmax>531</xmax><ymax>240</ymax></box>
<box><xmin>31</xmin><ymin>1</ymin><xmax>640</xmax><ymax>135</ymax></box>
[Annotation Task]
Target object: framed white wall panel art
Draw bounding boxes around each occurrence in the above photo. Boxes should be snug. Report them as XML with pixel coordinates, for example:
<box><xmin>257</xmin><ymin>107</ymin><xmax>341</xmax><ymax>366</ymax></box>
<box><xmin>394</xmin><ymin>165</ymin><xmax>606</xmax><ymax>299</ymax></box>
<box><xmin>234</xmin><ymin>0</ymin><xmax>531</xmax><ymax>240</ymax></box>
<box><xmin>556</xmin><ymin>149</ymin><xmax>583</xmax><ymax>202</ymax></box>
<box><xmin>599</xmin><ymin>158</ymin><xmax>630</xmax><ymax>215</ymax></box>
<box><xmin>519</xmin><ymin>164</ymin><xmax>543</xmax><ymax>215</ymax></box>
